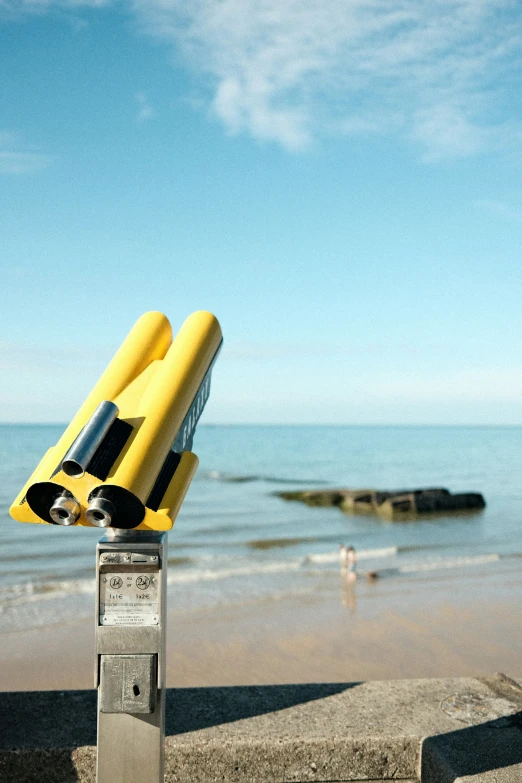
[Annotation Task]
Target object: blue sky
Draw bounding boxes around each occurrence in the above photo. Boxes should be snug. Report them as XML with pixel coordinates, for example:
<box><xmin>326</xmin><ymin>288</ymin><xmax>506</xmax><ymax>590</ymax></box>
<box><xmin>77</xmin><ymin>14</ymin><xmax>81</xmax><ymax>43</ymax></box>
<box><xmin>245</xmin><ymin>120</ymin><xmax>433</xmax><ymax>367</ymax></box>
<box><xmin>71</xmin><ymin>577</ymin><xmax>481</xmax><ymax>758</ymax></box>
<box><xmin>2</xmin><ymin>0</ymin><xmax>522</xmax><ymax>424</ymax></box>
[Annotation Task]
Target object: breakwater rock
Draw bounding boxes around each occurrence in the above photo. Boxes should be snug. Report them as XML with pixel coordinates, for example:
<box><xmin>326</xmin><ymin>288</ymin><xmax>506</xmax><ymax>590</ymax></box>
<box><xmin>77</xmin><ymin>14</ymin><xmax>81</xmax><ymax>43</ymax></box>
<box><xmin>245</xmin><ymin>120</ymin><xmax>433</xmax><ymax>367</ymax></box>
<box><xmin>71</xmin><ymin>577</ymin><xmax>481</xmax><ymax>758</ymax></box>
<box><xmin>277</xmin><ymin>487</ymin><xmax>485</xmax><ymax>519</ymax></box>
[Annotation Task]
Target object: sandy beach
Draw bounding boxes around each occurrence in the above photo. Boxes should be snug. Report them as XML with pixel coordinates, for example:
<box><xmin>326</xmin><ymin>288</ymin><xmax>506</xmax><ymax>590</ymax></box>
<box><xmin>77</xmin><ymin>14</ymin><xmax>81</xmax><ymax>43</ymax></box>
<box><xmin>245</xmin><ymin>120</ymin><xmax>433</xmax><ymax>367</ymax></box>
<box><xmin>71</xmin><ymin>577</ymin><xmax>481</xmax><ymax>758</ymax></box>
<box><xmin>1</xmin><ymin>563</ymin><xmax>520</xmax><ymax>692</ymax></box>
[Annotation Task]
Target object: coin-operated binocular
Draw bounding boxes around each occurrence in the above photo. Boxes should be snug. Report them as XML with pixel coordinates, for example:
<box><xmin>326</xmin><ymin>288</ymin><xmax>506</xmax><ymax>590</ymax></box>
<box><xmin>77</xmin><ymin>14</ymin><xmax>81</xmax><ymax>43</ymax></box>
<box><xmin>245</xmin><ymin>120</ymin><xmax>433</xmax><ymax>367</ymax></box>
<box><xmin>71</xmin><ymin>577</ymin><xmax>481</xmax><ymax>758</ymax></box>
<box><xmin>10</xmin><ymin>310</ymin><xmax>222</xmax><ymax>532</ymax></box>
<box><xmin>10</xmin><ymin>309</ymin><xmax>222</xmax><ymax>783</ymax></box>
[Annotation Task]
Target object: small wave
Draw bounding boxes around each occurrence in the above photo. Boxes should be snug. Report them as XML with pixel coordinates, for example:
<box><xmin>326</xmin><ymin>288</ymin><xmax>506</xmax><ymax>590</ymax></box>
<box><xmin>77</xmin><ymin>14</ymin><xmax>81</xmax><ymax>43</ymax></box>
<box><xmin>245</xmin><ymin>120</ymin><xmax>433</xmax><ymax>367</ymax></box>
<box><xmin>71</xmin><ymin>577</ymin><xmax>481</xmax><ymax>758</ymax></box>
<box><xmin>262</xmin><ymin>477</ymin><xmax>328</xmax><ymax>485</ymax></box>
<box><xmin>204</xmin><ymin>471</ymin><xmax>259</xmax><ymax>482</ymax></box>
<box><xmin>398</xmin><ymin>553</ymin><xmax>499</xmax><ymax>573</ymax></box>
<box><xmin>166</xmin><ymin>560</ymin><xmax>302</xmax><ymax>584</ymax></box>
<box><xmin>0</xmin><ymin>560</ymin><xmax>305</xmax><ymax>602</ymax></box>
<box><xmin>0</xmin><ymin>577</ymin><xmax>95</xmax><ymax>606</ymax></box>
<box><xmin>166</xmin><ymin>548</ymin><xmax>399</xmax><ymax>584</ymax></box>
<box><xmin>0</xmin><ymin>549</ymin><xmax>87</xmax><ymax>564</ymax></box>
<box><xmin>370</xmin><ymin>553</ymin><xmax>502</xmax><ymax>580</ymax></box>
<box><xmin>184</xmin><ymin>519</ymin><xmax>272</xmax><ymax>538</ymax></box>
<box><xmin>307</xmin><ymin>546</ymin><xmax>398</xmax><ymax>564</ymax></box>
<box><xmin>397</xmin><ymin>541</ymin><xmax>490</xmax><ymax>554</ymax></box>
<box><xmin>180</xmin><ymin>508</ymin><xmax>267</xmax><ymax>521</ymax></box>
<box><xmin>247</xmin><ymin>536</ymin><xmax>319</xmax><ymax>550</ymax></box>
<box><xmin>167</xmin><ymin>556</ymin><xmax>194</xmax><ymax>567</ymax></box>
<box><xmin>202</xmin><ymin>471</ymin><xmax>328</xmax><ymax>485</ymax></box>
<box><xmin>0</xmin><ymin>551</ymin><xmax>509</xmax><ymax>610</ymax></box>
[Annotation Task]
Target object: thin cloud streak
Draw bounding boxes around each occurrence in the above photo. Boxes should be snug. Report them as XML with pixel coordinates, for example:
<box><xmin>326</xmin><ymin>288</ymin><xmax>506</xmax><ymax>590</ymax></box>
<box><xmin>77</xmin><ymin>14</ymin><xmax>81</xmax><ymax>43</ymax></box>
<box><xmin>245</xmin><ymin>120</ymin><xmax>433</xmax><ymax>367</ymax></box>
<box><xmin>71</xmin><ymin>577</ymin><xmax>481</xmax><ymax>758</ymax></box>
<box><xmin>476</xmin><ymin>198</ymin><xmax>522</xmax><ymax>223</ymax></box>
<box><xmin>0</xmin><ymin>340</ymin><xmax>114</xmax><ymax>374</ymax></box>
<box><xmin>0</xmin><ymin>0</ymin><xmax>109</xmax><ymax>11</ymax></box>
<box><xmin>0</xmin><ymin>150</ymin><xmax>51</xmax><ymax>174</ymax></box>
<box><xmin>132</xmin><ymin>0</ymin><xmax>522</xmax><ymax>155</ymax></box>
<box><xmin>135</xmin><ymin>91</ymin><xmax>156</xmax><ymax>122</ymax></box>
<box><xmin>0</xmin><ymin>133</ymin><xmax>51</xmax><ymax>174</ymax></box>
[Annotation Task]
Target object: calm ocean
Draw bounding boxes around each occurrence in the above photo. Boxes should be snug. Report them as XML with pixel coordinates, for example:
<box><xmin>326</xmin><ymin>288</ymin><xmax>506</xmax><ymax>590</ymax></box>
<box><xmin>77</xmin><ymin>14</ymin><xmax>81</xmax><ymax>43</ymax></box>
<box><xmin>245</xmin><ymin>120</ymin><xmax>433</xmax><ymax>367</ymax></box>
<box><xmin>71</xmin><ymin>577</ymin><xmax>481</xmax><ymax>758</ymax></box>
<box><xmin>0</xmin><ymin>425</ymin><xmax>521</xmax><ymax>633</ymax></box>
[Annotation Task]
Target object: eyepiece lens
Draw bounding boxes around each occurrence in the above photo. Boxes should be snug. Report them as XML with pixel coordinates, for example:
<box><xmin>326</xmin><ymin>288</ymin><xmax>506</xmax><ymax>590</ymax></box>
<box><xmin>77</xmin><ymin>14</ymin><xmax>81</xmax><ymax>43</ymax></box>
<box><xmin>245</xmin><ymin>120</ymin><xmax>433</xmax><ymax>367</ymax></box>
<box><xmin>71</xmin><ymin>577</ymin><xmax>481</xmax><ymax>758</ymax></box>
<box><xmin>86</xmin><ymin>497</ymin><xmax>115</xmax><ymax>528</ymax></box>
<box><xmin>49</xmin><ymin>494</ymin><xmax>81</xmax><ymax>526</ymax></box>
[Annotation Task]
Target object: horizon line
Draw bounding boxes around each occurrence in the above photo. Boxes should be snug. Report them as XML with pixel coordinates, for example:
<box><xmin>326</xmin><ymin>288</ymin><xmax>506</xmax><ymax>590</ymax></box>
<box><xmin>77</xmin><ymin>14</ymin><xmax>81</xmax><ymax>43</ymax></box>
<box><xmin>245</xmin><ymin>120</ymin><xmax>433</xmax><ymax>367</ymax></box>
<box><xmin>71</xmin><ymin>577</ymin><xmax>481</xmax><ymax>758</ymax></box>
<box><xmin>1</xmin><ymin>422</ymin><xmax>522</xmax><ymax>428</ymax></box>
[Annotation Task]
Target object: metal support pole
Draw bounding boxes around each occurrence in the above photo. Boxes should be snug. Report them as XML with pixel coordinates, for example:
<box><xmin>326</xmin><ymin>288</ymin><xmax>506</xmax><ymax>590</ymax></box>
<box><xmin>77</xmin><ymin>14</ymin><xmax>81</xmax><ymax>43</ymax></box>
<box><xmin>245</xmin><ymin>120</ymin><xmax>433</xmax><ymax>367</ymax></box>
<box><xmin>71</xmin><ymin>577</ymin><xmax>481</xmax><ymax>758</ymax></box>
<box><xmin>95</xmin><ymin>530</ymin><xmax>167</xmax><ymax>783</ymax></box>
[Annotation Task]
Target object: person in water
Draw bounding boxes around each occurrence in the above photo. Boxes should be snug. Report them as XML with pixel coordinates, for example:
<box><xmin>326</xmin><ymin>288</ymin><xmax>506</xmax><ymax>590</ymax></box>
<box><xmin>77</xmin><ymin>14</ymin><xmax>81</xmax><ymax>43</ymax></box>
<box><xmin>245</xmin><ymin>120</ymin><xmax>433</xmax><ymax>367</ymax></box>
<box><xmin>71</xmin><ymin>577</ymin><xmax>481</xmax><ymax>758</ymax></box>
<box><xmin>340</xmin><ymin>544</ymin><xmax>357</xmax><ymax>610</ymax></box>
<box><xmin>339</xmin><ymin>544</ymin><xmax>357</xmax><ymax>575</ymax></box>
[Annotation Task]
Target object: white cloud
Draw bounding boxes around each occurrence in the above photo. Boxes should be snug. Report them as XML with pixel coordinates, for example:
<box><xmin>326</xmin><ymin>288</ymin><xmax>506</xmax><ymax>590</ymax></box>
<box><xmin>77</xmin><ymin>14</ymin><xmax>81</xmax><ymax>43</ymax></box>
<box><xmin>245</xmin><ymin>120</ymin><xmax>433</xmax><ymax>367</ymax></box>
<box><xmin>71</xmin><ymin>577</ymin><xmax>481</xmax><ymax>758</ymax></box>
<box><xmin>3</xmin><ymin>1</ymin><xmax>522</xmax><ymax>156</ymax></box>
<box><xmin>131</xmin><ymin>0</ymin><xmax>522</xmax><ymax>155</ymax></box>
<box><xmin>135</xmin><ymin>91</ymin><xmax>156</xmax><ymax>122</ymax></box>
<box><xmin>0</xmin><ymin>0</ymin><xmax>109</xmax><ymax>11</ymax></box>
<box><xmin>0</xmin><ymin>151</ymin><xmax>51</xmax><ymax>174</ymax></box>
<box><xmin>0</xmin><ymin>339</ymin><xmax>111</xmax><ymax>372</ymax></box>
<box><xmin>0</xmin><ymin>132</ymin><xmax>51</xmax><ymax>174</ymax></box>
<box><xmin>0</xmin><ymin>0</ymin><xmax>109</xmax><ymax>27</ymax></box>
<box><xmin>476</xmin><ymin>198</ymin><xmax>522</xmax><ymax>223</ymax></box>
<box><xmin>412</xmin><ymin>104</ymin><xmax>487</xmax><ymax>161</ymax></box>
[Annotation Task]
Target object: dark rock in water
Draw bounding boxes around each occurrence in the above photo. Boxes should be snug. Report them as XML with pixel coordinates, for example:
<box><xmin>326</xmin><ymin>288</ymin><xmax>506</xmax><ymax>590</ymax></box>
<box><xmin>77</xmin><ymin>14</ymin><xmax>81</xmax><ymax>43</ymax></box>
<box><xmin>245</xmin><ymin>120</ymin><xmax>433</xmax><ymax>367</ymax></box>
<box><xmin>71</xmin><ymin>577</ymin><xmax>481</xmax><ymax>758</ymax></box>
<box><xmin>276</xmin><ymin>486</ymin><xmax>485</xmax><ymax>519</ymax></box>
<box><xmin>302</xmin><ymin>491</ymin><xmax>345</xmax><ymax>507</ymax></box>
<box><xmin>380</xmin><ymin>491</ymin><xmax>485</xmax><ymax>518</ymax></box>
<box><xmin>340</xmin><ymin>490</ymin><xmax>379</xmax><ymax>513</ymax></box>
<box><xmin>277</xmin><ymin>489</ymin><xmax>351</xmax><ymax>507</ymax></box>
<box><xmin>341</xmin><ymin>487</ymin><xmax>450</xmax><ymax>514</ymax></box>
<box><xmin>276</xmin><ymin>490</ymin><xmax>304</xmax><ymax>502</ymax></box>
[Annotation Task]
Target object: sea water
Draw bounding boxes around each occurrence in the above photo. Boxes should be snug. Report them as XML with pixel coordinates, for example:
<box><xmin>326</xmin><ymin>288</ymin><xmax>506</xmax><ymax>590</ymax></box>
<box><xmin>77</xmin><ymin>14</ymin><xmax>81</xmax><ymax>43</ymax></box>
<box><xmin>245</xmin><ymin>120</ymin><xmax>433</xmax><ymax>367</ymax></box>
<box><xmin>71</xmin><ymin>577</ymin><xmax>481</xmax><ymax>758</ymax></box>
<box><xmin>0</xmin><ymin>424</ymin><xmax>521</xmax><ymax>632</ymax></box>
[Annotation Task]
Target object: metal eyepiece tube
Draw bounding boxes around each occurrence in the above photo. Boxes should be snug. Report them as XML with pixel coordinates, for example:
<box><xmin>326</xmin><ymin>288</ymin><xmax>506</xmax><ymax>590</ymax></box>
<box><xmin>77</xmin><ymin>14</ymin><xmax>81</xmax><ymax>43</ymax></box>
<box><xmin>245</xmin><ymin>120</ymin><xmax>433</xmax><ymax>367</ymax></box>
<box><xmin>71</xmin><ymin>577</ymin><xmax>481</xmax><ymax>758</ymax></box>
<box><xmin>61</xmin><ymin>401</ymin><xmax>119</xmax><ymax>478</ymax></box>
<box><xmin>49</xmin><ymin>494</ymin><xmax>81</xmax><ymax>526</ymax></box>
<box><xmin>86</xmin><ymin>497</ymin><xmax>115</xmax><ymax>528</ymax></box>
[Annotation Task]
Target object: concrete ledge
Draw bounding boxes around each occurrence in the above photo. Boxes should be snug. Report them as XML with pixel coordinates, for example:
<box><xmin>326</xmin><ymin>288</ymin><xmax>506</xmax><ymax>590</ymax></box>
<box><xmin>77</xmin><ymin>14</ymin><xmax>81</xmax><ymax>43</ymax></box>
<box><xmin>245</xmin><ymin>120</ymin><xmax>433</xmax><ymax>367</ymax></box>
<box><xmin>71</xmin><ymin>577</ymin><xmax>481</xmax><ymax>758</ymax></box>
<box><xmin>0</xmin><ymin>675</ymin><xmax>521</xmax><ymax>782</ymax></box>
<box><xmin>420</xmin><ymin>674</ymin><xmax>522</xmax><ymax>783</ymax></box>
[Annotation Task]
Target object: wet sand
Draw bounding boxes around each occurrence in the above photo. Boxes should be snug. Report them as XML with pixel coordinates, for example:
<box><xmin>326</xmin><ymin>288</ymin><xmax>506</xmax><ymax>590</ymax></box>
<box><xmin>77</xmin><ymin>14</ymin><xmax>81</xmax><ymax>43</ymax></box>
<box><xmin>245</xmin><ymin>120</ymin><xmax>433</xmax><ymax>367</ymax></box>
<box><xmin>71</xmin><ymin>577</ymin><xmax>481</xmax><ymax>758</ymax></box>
<box><xmin>0</xmin><ymin>565</ymin><xmax>520</xmax><ymax>691</ymax></box>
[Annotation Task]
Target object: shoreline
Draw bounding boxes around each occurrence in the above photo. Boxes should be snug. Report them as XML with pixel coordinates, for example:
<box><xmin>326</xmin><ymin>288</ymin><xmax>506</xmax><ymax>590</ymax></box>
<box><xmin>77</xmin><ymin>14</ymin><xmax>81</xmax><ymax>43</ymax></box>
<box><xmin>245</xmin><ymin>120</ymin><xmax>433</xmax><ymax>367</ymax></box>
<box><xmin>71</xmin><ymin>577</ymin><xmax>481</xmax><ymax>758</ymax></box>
<box><xmin>1</xmin><ymin>565</ymin><xmax>521</xmax><ymax>692</ymax></box>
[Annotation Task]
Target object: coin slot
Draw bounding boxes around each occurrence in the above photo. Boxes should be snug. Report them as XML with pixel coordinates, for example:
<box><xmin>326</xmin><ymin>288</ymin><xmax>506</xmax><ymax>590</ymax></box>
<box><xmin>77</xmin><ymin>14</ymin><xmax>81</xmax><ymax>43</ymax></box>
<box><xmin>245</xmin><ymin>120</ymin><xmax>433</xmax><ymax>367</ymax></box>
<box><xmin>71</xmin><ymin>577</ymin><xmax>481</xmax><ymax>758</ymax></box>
<box><xmin>100</xmin><ymin>654</ymin><xmax>156</xmax><ymax>713</ymax></box>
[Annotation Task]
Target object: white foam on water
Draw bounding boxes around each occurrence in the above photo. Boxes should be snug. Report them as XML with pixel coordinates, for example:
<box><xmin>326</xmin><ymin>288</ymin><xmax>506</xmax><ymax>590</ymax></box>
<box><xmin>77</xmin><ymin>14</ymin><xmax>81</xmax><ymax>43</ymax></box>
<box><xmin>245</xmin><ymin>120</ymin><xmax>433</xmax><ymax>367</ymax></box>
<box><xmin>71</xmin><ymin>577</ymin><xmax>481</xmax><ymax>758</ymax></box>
<box><xmin>167</xmin><ymin>559</ymin><xmax>302</xmax><ymax>585</ymax></box>
<box><xmin>0</xmin><ymin>550</ymin><xmax>505</xmax><ymax>613</ymax></box>
<box><xmin>0</xmin><ymin>577</ymin><xmax>95</xmax><ymax>607</ymax></box>
<box><xmin>307</xmin><ymin>546</ymin><xmax>398</xmax><ymax>564</ymax></box>
<box><xmin>167</xmin><ymin>546</ymin><xmax>399</xmax><ymax>584</ymax></box>
<box><xmin>398</xmin><ymin>553</ymin><xmax>500</xmax><ymax>573</ymax></box>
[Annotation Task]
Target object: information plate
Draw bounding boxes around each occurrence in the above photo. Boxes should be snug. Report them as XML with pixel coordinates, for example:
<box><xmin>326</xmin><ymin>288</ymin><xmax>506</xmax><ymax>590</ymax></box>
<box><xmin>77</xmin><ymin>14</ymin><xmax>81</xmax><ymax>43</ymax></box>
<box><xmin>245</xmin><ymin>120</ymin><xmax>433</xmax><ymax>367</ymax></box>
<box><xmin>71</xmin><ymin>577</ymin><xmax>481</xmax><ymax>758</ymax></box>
<box><xmin>99</xmin><ymin>572</ymin><xmax>159</xmax><ymax>626</ymax></box>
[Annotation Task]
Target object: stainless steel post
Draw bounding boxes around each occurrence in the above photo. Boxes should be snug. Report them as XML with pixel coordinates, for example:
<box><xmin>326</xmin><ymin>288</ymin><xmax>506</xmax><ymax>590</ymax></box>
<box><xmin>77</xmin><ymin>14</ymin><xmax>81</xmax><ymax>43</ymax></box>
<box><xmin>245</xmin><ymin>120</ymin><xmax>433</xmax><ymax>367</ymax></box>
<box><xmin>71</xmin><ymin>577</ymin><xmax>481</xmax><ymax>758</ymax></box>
<box><xmin>95</xmin><ymin>530</ymin><xmax>167</xmax><ymax>783</ymax></box>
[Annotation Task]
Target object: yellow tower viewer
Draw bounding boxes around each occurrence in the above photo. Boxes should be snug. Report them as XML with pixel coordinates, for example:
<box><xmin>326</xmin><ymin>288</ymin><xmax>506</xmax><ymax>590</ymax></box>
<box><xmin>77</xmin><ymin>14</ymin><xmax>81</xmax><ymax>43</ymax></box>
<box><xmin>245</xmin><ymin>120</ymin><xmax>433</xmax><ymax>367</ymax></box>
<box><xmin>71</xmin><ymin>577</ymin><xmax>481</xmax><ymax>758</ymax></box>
<box><xmin>10</xmin><ymin>311</ymin><xmax>223</xmax><ymax>531</ymax></box>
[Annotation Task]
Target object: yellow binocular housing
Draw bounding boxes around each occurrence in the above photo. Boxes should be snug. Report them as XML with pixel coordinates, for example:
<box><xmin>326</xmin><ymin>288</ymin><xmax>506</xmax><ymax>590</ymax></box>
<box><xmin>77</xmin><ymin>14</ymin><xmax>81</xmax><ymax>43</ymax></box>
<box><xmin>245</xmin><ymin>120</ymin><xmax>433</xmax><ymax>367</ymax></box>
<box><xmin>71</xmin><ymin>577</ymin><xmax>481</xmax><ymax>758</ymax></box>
<box><xmin>10</xmin><ymin>311</ymin><xmax>222</xmax><ymax>531</ymax></box>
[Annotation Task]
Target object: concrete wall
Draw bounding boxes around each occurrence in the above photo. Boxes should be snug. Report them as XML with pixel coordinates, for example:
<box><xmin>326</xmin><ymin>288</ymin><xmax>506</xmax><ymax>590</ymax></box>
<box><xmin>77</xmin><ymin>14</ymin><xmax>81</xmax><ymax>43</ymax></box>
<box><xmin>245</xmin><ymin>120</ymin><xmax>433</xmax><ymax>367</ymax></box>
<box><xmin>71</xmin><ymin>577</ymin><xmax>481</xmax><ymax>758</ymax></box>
<box><xmin>0</xmin><ymin>674</ymin><xmax>521</xmax><ymax>782</ymax></box>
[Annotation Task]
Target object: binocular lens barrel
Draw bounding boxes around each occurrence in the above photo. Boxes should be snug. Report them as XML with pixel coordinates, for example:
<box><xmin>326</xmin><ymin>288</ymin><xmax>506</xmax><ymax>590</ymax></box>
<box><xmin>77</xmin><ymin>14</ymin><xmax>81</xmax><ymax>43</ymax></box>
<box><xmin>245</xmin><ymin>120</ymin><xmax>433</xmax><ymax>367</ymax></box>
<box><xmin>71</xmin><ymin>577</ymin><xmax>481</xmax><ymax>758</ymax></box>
<box><xmin>11</xmin><ymin>312</ymin><xmax>222</xmax><ymax>531</ymax></box>
<box><xmin>62</xmin><ymin>400</ymin><xmax>119</xmax><ymax>478</ymax></box>
<box><xmin>85</xmin><ymin>497</ymin><xmax>116</xmax><ymax>528</ymax></box>
<box><xmin>49</xmin><ymin>495</ymin><xmax>81</xmax><ymax>526</ymax></box>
